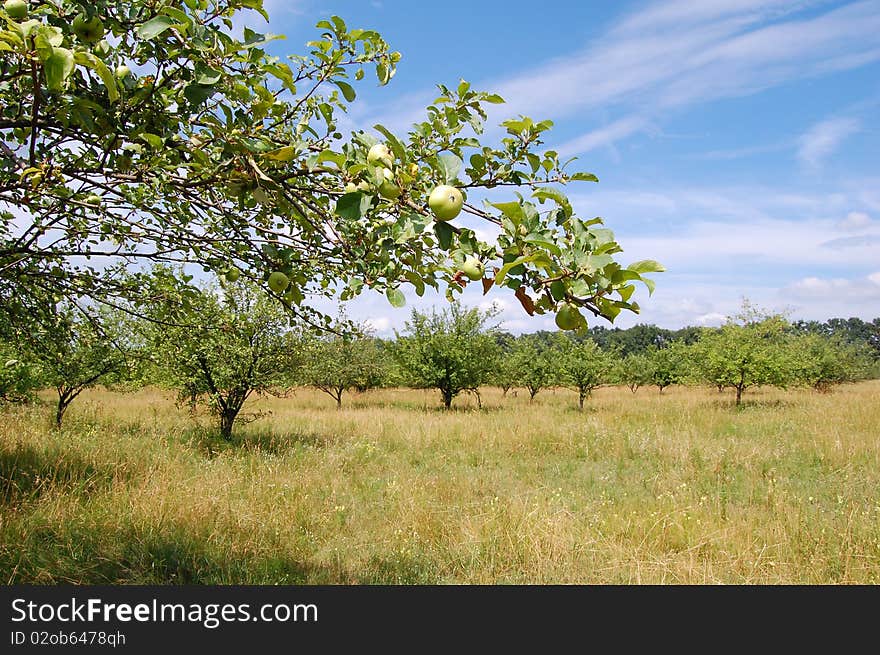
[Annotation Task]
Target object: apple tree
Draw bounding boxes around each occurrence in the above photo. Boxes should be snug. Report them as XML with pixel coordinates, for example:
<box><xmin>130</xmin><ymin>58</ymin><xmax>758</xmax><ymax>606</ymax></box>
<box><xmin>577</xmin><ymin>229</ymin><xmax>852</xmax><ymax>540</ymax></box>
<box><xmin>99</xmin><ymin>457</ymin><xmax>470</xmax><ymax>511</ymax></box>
<box><xmin>299</xmin><ymin>331</ymin><xmax>388</xmax><ymax>408</ymax></box>
<box><xmin>507</xmin><ymin>334</ymin><xmax>560</xmax><ymax>402</ymax></box>
<box><xmin>789</xmin><ymin>333</ymin><xmax>871</xmax><ymax>392</ymax></box>
<box><xmin>0</xmin><ymin>1</ymin><xmax>661</xmax><ymax>334</ymax></box>
<box><xmin>5</xmin><ymin>301</ymin><xmax>131</xmax><ymax>427</ymax></box>
<box><xmin>392</xmin><ymin>303</ymin><xmax>499</xmax><ymax>409</ymax></box>
<box><xmin>557</xmin><ymin>337</ymin><xmax>615</xmax><ymax>409</ymax></box>
<box><xmin>691</xmin><ymin>308</ymin><xmax>793</xmax><ymax>405</ymax></box>
<box><xmin>143</xmin><ymin>275</ymin><xmax>300</xmax><ymax>439</ymax></box>
<box><xmin>616</xmin><ymin>352</ymin><xmax>652</xmax><ymax>393</ymax></box>
<box><xmin>645</xmin><ymin>342</ymin><xmax>689</xmax><ymax>394</ymax></box>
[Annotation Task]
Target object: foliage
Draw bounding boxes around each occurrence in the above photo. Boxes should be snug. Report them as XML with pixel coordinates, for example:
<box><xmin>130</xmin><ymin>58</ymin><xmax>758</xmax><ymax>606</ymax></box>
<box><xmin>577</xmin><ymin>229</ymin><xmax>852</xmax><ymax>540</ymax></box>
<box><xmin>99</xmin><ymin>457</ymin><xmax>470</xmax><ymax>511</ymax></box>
<box><xmin>143</xmin><ymin>277</ymin><xmax>299</xmax><ymax>438</ymax></box>
<box><xmin>789</xmin><ymin>333</ymin><xmax>872</xmax><ymax>392</ymax></box>
<box><xmin>557</xmin><ymin>337</ymin><xmax>616</xmax><ymax>409</ymax></box>
<box><xmin>0</xmin><ymin>0</ymin><xmax>659</xmax><ymax>333</ymax></box>
<box><xmin>7</xmin><ymin>302</ymin><xmax>130</xmax><ymax>426</ymax></box>
<box><xmin>645</xmin><ymin>342</ymin><xmax>689</xmax><ymax>393</ymax></box>
<box><xmin>507</xmin><ymin>334</ymin><xmax>560</xmax><ymax>401</ymax></box>
<box><xmin>616</xmin><ymin>352</ymin><xmax>652</xmax><ymax>393</ymax></box>
<box><xmin>691</xmin><ymin>307</ymin><xmax>793</xmax><ymax>405</ymax></box>
<box><xmin>0</xmin><ymin>341</ymin><xmax>41</xmax><ymax>403</ymax></box>
<box><xmin>300</xmin><ymin>332</ymin><xmax>388</xmax><ymax>407</ymax></box>
<box><xmin>392</xmin><ymin>303</ymin><xmax>500</xmax><ymax>409</ymax></box>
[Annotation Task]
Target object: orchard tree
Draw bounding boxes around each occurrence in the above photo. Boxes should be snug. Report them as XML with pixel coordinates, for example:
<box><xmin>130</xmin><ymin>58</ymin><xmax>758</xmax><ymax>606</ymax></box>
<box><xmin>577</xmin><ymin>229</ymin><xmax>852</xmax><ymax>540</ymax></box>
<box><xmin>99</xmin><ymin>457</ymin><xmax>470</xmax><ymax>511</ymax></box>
<box><xmin>144</xmin><ymin>276</ymin><xmax>299</xmax><ymax>439</ymax></box>
<box><xmin>617</xmin><ymin>352</ymin><xmax>652</xmax><ymax>393</ymax></box>
<box><xmin>0</xmin><ymin>345</ymin><xmax>41</xmax><ymax>403</ymax></box>
<box><xmin>8</xmin><ymin>302</ymin><xmax>130</xmax><ymax>427</ymax></box>
<box><xmin>646</xmin><ymin>342</ymin><xmax>688</xmax><ymax>394</ymax></box>
<box><xmin>300</xmin><ymin>332</ymin><xmax>387</xmax><ymax>408</ymax></box>
<box><xmin>508</xmin><ymin>334</ymin><xmax>559</xmax><ymax>402</ymax></box>
<box><xmin>392</xmin><ymin>303</ymin><xmax>499</xmax><ymax>409</ymax></box>
<box><xmin>790</xmin><ymin>333</ymin><xmax>870</xmax><ymax>392</ymax></box>
<box><xmin>0</xmin><ymin>1</ymin><xmax>661</xmax><ymax>337</ymax></box>
<box><xmin>692</xmin><ymin>308</ymin><xmax>793</xmax><ymax>406</ymax></box>
<box><xmin>558</xmin><ymin>337</ymin><xmax>615</xmax><ymax>410</ymax></box>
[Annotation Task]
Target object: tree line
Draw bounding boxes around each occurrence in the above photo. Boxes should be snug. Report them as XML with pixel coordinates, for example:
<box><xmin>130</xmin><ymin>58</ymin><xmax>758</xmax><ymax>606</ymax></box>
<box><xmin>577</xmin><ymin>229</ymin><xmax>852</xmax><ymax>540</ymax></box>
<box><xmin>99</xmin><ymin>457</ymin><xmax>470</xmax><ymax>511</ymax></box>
<box><xmin>2</xmin><ymin>278</ymin><xmax>877</xmax><ymax>438</ymax></box>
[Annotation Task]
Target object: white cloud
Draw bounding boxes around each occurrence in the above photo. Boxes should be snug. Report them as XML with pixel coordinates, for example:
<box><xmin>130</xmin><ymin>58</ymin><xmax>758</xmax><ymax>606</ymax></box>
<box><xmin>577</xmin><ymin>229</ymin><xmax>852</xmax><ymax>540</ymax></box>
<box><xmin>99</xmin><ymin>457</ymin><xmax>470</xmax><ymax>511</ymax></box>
<box><xmin>797</xmin><ymin>117</ymin><xmax>861</xmax><ymax>168</ymax></box>
<box><xmin>786</xmin><ymin>273</ymin><xmax>880</xmax><ymax>301</ymax></box>
<box><xmin>556</xmin><ymin>116</ymin><xmax>649</xmax><ymax>158</ymax></box>
<box><xmin>696</xmin><ymin>312</ymin><xmax>728</xmax><ymax>326</ymax></box>
<box><xmin>837</xmin><ymin>210</ymin><xmax>872</xmax><ymax>231</ymax></box>
<box><xmin>359</xmin><ymin>1</ymin><xmax>880</xmax><ymax>157</ymax></box>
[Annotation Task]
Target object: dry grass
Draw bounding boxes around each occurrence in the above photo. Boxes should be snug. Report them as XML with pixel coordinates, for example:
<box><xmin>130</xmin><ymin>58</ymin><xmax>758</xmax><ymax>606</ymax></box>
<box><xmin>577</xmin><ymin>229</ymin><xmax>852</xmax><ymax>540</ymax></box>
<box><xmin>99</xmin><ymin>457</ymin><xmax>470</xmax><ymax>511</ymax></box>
<box><xmin>1</xmin><ymin>382</ymin><xmax>878</xmax><ymax>584</ymax></box>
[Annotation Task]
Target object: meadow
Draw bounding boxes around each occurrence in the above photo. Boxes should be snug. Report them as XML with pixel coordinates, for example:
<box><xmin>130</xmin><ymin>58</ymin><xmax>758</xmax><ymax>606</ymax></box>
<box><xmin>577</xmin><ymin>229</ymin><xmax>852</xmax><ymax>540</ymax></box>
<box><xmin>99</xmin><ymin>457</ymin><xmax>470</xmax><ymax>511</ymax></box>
<box><xmin>1</xmin><ymin>382</ymin><xmax>878</xmax><ymax>584</ymax></box>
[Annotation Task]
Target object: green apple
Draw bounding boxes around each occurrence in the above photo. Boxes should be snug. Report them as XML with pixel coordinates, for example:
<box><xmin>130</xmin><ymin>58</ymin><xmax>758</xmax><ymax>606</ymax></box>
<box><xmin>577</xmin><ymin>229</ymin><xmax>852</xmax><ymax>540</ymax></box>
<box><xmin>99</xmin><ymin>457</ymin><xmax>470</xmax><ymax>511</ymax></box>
<box><xmin>367</xmin><ymin>143</ymin><xmax>393</xmax><ymax>168</ymax></box>
<box><xmin>344</xmin><ymin>182</ymin><xmax>358</xmax><ymax>193</ymax></box>
<box><xmin>428</xmin><ymin>184</ymin><xmax>463</xmax><ymax>221</ymax></box>
<box><xmin>555</xmin><ymin>302</ymin><xmax>582</xmax><ymax>331</ymax></box>
<box><xmin>267</xmin><ymin>271</ymin><xmax>289</xmax><ymax>294</ymax></box>
<box><xmin>3</xmin><ymin>0</ymin><xmax>28</xmax><ymax>20</ymax></box>
<box><xmin>460</xmin><ymin>256</ymin><xmax>484</xmax><ymax>281</ymax></box>
<box><xmin>115</xmin><ymin>65</ymin><xmax>131</xmax><ymax>80</ymax></box>
<box><xmin>225</xmin><ymin>267</ymin><xmax>240</xmax><ymax>283</ymax></box>
<box><xmin>377</xmin><ymin>167</ymin><xmax>401</xmax><ymax>200</ymax></box>
<box><xmin>84</xmin><ymin>194</ymin><xmax>102</xmax><ymax>206</ymax></box>
<box><xmin>73</xmin><ymin>15</ymin><xmax>105</xmax><ymax>44</ymax></box>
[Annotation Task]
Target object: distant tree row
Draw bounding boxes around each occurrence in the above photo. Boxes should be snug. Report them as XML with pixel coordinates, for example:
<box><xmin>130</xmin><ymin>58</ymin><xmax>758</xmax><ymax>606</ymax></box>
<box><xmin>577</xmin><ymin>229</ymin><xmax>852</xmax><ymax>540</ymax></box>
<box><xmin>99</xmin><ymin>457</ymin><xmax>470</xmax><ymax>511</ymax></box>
<box><xmin>1</xmin><ymin>279</ymin><xmax>877</xmax><ymax>438</ymax></box>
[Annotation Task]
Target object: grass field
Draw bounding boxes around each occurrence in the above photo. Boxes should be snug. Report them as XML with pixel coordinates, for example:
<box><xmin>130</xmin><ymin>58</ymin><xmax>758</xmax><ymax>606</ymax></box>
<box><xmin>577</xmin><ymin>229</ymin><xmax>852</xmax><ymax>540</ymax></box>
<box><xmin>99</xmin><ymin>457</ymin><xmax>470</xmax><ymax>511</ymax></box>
<box><xmin>1</xmin><ymin>382</ymin><xmax>878</xmax><ymax>584</ymax></box>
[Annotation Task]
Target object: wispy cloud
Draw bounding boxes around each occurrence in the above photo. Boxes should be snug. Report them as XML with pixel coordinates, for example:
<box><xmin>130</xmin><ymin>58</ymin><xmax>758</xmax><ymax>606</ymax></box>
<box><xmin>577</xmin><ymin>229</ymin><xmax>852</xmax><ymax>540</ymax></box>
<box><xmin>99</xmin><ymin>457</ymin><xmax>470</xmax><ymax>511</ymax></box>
<box><xmin>555</xmin><ymin>116</ymin><xmax>649</xmax><ymax>158</ymax></box>
<box><xmin>362</xmin><ymin>1</ymin><xmax>880</xmax><ymax>158</ymax></box>
<box><xmin>797</xmin><ymin>117</ymin><xmax>861</xmax><ymax>168</ymax></box>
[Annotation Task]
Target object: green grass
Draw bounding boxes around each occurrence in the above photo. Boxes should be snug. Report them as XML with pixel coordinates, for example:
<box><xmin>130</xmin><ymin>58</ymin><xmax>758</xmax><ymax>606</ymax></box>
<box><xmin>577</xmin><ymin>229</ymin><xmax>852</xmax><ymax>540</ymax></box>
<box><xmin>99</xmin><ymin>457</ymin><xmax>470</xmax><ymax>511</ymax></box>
<box><xmin>1</xmin><ymin>382</ymin><xmax>878</xmax><ymax>583</ymax></box>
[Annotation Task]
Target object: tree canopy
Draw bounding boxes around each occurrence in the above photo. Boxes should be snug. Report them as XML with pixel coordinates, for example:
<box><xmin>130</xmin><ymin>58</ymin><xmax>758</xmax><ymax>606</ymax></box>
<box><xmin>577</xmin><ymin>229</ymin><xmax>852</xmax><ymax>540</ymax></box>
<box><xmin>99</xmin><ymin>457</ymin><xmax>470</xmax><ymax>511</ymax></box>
<box><xmin>1</xmin><ymin>0</ymin><xmax>661</xmax><ymax>334</ymax></box>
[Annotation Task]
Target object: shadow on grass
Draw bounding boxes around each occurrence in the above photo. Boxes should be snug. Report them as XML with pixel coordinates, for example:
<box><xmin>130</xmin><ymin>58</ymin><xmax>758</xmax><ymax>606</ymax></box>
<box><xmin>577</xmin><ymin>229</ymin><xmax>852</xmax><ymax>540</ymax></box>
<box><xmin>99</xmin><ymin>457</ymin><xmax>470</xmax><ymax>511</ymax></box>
<box><xmin>176</xmin><ymin>427</ymin><xmax>336</xmax><ymax>458</ymax></box>
<box><xmin>705</xmin><ymin>398</ymin><xmax>797</xmax><ymax>411</ymax></box>
<box><xmin>0</xmin><ymin>521</ymin><xmax>441</xmax><ymax>584</ymax></box>
<box><xmin>0</xmin><ymin>444</ymin><xmax>129</xmax><ymax>508</ymax></box>
<box><xmin>0</xmin><ymin>525</ymin><xmax>336</xmax><ymax>584</ymax></box>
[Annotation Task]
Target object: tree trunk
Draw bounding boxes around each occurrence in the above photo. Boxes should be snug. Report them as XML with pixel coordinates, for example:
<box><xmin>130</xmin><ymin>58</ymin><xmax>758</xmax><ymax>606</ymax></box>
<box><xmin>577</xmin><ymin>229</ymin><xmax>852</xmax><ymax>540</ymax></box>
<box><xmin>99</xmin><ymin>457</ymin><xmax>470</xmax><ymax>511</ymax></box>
<box><xmin>578</xmin><ymin>391</ymin><xmax>586</xmax><ymax>411</ymax></box>
<box><xmin>219</xmin><ymin>409</ymin><xmax>237</xmax><ymax>440</ymax></box>
<box><xmin>55</xmin><ymin>396</ymin><xmax>69</xmax><ymax>429</ymax></box>
<box><xmin>735</xmin><ymin>385</ymin><xmax>743</xmax><ymax>406</ymax></box>
<box><xmin>441</xmin><ymin>389</ymin><xmax>453</xmax><ymax>409</ymax></box>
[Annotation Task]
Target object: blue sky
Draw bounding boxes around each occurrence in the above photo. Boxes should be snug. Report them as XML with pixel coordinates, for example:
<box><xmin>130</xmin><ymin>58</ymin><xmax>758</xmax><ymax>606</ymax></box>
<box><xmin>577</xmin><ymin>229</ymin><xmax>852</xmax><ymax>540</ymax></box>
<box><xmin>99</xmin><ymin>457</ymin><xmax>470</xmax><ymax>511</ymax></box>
<box><xmin>246</xmin><ymin>0</ymin><xmax>880</xmax><ymax>334</ymax></box>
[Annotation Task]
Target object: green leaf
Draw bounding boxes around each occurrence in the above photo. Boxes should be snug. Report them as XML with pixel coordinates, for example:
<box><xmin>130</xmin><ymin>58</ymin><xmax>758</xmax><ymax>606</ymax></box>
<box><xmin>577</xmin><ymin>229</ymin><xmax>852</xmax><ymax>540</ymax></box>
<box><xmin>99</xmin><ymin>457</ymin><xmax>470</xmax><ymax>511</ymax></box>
<box><xmin>138</xmin><ymin>133</ymin><xmax>164</xmax><ymax>149</ymax></box>
<box><xmin>437</xmin><ymin>153</ymin><xmax>462</xmax><ymax>184</ymax></box>
<box><xmin>569</xmin><ymin>172</ymin><xmax>599</xmax><ymax>182</ymax></box>
<box><xmin>334</xmin><ymin>192</ymin><xmax>366</xmax><ymax>220</ymax></box>
<box><xmin>490</xmin><ymin>201</ymin><xmax>525</xmax><ymax>225</ymax></box>
<box><xmin>184</xmin><ymin>83</ymin><xmax>215</xmax><ymax>106</ymax></box>
<box><xmin>386</xmin><ymin>287</ymin><xmax>406</xmax><ymax>308</ymax></box>
<box><xmin>263</xmin><ymin>145</ymin><xmax>299</xmax><ymax>162</ymax></box>
<box><xmin>372</xmin><ymin>124</ymin><xmax>406</xmax><ymax>162</ymax></box>
<box><xmin>43</xmin><ymin>48</ymin><xmax>74</xmax><ymax>93</ymax></box>
<box><xmin>404</xmin><ymin>271</ymin><xmax>425</xmax><ymax>297</ymax></box>
<box><xmin>532</xmin><ymin>187</ymin><xmax>572</xmax><ymax>218</ymax></box>
<box><xmin>73</xmin><ymin>51</ymin><xmax>119</xmax><ymax>102</ymax></box>
<box><xmin>334</xmin><ymin>80</ymin><xmax>356</xmax><ymax>102</ymax></box>
<box><xmin>495</xmin><ymin>254</ymin><xmax>542</xmax><ymax>287</ymax></box>
<box><xmin>195</xmin><ymin>66</ymin><xmax>223</xmax><ymax>85</ymax></box>
<box><xmin>434</xmin><ymin>220</ymin><xmax>453</xmax><ymax>250</ymax></box>
<box><xmin>628</xmin><ymin>259</ymin><xmax>666</xmax><ymax>274</ymax></box>
<box><xmin>641</xmin><ymin>277</ymin><xmax>656</xmax><ymax>295</ymax></box>
<box><xmin>137</xmin><ymin>16</ymin><xmax>176</xmax><ymax>40</ymax></box>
